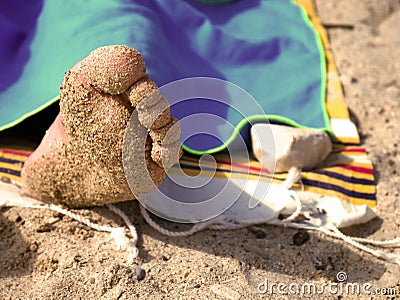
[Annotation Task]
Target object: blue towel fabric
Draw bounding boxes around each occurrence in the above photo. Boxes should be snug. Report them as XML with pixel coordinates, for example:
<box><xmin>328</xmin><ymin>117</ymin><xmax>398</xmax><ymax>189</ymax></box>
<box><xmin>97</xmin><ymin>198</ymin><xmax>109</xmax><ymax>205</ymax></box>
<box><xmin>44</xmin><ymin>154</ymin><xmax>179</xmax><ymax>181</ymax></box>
<box><xmin>0</xmin><ymin>0</ymin><xmax>328</xmax><ymax>154</ymax></box>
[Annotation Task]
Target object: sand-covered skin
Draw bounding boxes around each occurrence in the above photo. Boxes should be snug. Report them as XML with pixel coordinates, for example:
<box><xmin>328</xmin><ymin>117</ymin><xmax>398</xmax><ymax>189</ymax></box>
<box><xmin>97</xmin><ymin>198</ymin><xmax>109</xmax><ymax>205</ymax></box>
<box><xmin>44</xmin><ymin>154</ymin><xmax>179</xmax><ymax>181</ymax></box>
<box><xmin>1</xmin><ymin>2</ymin><xmax>399</xmax><ymax>299</ymax></box>
<box><xmin>80</xmin><ymin>45</ymin><xmax>146</xmax><ymax>95</ymax></box>
<box><xmin>22</xmin><ymin>45</ymin><xmax>181</xmax><ymax>207</ymax></box>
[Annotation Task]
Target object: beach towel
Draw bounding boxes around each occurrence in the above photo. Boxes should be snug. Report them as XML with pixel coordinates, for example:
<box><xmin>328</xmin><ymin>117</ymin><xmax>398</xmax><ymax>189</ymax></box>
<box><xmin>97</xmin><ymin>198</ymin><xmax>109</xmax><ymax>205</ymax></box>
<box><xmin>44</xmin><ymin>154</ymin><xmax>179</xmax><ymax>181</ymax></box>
<box><xmin>0</xmin><ymin>0</ymin><xmax>329</xmax><ymax>154</ymax></box>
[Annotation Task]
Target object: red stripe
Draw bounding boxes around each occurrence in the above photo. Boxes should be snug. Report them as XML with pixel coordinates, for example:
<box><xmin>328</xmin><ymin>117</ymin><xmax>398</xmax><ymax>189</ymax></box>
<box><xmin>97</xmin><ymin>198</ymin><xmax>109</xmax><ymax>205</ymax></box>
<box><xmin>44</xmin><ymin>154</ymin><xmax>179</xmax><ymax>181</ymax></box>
<box><xmin>331</xmin><ymin>148</ymin><xmax>366</xmax><ymax>154</ymax></box>
<box><xmin>226</xmin><ymin>160</ymin><xmax>374</xmax><ymax>177</ymax></box>
<box><xmin>336</xmin><ymin>164</ymin><xmax>374</xmax><ymax>175</ymax></box>
<box><xmin>217</xmin><ymin>159</ymin><xmax>272</xmax><ymax>174</ymax></box>
<box><xmin>1</xmin><ymin>149</ymin><xmax>32</xmax><ymax>157</ymax></box>
<box><xmin>183</xmin><ymin>157</ymin><xmax>373</xmax><ymax>176</ymax></box>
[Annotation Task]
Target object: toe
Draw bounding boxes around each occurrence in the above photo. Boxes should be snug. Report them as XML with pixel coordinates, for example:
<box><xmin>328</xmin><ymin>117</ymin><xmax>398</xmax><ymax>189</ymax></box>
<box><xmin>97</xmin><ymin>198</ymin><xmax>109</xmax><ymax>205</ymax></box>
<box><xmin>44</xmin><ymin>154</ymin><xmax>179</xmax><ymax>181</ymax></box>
<box><xmin>149</xmin><ymin>118</ymin><xmax>181</xmax><ymax>145</ymax></box>
<box><xmin>148</xmin><ymin>118</ymin><xmax>182</xmax><ymax>168</ymax></box>
<box><xmin>80</xmin><ymin>45</ymin><xmax>146</xmax><ymax>95</ymax></box>
<box><xmin>151</xmin><ymin>140</ymin><xmax>183</xmax><ymax>169</ymax></box>
<box><xmin>127</xmin><ymin>76</ymin><xmax>160</xmax><ymax>107</ymax></box>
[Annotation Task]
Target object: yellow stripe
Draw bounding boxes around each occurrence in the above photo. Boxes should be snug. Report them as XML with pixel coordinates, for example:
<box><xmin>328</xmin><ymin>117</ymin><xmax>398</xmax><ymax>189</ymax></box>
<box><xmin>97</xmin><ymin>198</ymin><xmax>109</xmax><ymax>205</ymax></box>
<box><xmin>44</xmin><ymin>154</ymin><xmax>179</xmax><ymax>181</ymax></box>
<box><xmin>295</xmin><ymin>0</ymin><xmax>356</xmax><ymax>140</ymax></box>
<box><xmin>324</xmin><ymin>155</ymin><xmax>373</xmax><ymax>166</ymax></box>
<box><xmin>315</xmin><ymin>167</ymin><xmax>374</xmax><ymax>181</ymax></box>
<box><xmin>176</xmin><ymin>160</ymin><xmax>375</xmax><ymax>192</ymax></box>
<box><xmin>332</xmin><ymin>137</ymin><xmax>360</xmax><ymax>144</ymax></box>
<box><xmin>331</xmin><ymin>145</ymin><xmax>364</xmax><ymax>151</ymax></box>
<box><xmin>170</xmin><ymin>165</ymin><xmax>274</xmax><ymax>181</ymax></box>
<box><xmin>177</xmin><ymin>165</ymin><xmax>375</xmax><ymax>195</ymax></box>
<box><xmin>180</xmin><ymin>156</ymin><xmax>374</xmax><ymax>181</ymax></box>
<box><xmin>171</xmin><ymin>167</ymin><xmax>376</xmax><ymax>208</ymax></box>
<box><xmin>0</xmin><ymin>161</ymin><xmax>24</xmax><ymax>172</ymax></box>
<box><xmin>181</xmin><ymin>156</ymin><xmax>270</xmax><ymax>174</ymax></box>
<box><xmin>326</xmin><ymin>81</ymin><xmax>350</xmax><ymax>119</ymax></box>
<box><xmin>301</xmin><ymin>172</ymin><xmax>375</xmax><ymax>194</ymax></box>
<box><xmin>330</xmin><ymin>151</ymin><xmax>367</xmax><ymax>157</ymax></box>
<box><xmin>0</xmin><ymin>172</ymin><xmax>22</xmax><ymax>183</ymax></box>
<box><xmin>0</xmin><ymin>149</ymin><xmax>27</xmax><ymax>183</ymax></box>
<box><xmin>178</xmin><ymin>162</ymin><xmax>371</xmax><ymax>189</ymax></box>
<box><xmin>0</xmin><ymin>151</ymin><xmax>29</xmax><ymax>163</ymax></box>
<box><xmin>303</xmin><ymin>185</ymin><xmax>376</xmax><ymax>208</ymax></box>
<box><xmin>323</xmin><ymin>157</ymin><xmax>373</xmax><ymax>169</ymax></box>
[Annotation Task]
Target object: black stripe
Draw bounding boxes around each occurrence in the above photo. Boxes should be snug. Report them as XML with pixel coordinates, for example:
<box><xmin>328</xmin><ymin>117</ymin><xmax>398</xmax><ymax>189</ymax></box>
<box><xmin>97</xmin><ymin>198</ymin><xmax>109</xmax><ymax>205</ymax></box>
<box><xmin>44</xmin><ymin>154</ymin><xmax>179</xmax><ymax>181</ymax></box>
<box><xmin>179</xmin><ymin>163</ymin><xmax>376</xmax><ymax>201</ymax></box>
<box><xmin>306</xmin><ymin>169</ymin><xmax>375</xmax><ymax>185</ymax></box>
<box><xmin>179</xmin><ymin>163</ymin><xmax>278</xmax><ymax>181</ymax></box>
<box><xmin>332</xmin><ymin>142</ymin><xmax>361</xmax><ymax>147</ymax></box>
<box><xmin>302</xmin><ymin>178</ymin><xmax>376</xmax><ymax>201</ymax></box>
<box><xmin>0</xmin><ymin>168</ymin><xmax>21</xmax><ymax>177</ymax></box>
<box><xmin>182</xmin><ymin>163</ymin><xmax>375</xmax><ymax>186</ymax></box>
<box><xmin>0</xmin><ymin>156</ymin><xmax>24</xmax><ymax>165</ymax></box>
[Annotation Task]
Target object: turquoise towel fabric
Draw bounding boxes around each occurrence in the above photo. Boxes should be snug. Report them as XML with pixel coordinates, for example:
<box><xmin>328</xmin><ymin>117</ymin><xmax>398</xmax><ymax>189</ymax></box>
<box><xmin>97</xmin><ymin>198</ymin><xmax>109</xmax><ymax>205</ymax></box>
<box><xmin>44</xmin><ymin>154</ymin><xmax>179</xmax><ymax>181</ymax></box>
<box><xmin>0</xmin><ymin>0</ymin><xmax>328</xmax><ymax>154</ymax></box>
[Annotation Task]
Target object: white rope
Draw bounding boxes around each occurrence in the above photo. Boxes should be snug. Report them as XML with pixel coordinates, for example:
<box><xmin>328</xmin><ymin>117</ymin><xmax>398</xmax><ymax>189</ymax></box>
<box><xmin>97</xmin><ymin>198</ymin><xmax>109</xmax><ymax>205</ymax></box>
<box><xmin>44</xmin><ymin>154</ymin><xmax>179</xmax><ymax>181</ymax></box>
<box><xmin>326</xmin><ymin>224</ymin><xmax>400</xmax><ymax>265</ymax></box>
<box><xmin>139</xmin><ymin>192</ymin><xmax>301</xmax><ymax>235</ymax></box>
<box><xmin>45</xmin><ymin>189</ymin><xmax>400</xmax><ymax>266</ymax></box>
<box><xmin>269</xmin><ymin>219</ymin><xmax>400</xmax><ymax>265</ymax></box>
<box><xmin>106</xmin><ymin>204</ymin><xmax>138</xmax><ymax>245</ymax></box>
<box><xmin>139</xmin><ymin>204</ymin><xmax>226</xmax><ymax>237</ymax></box>
<box><xmin>4</xmin><ymin>180</ymin><xmax>400</xmax><ymax>265</ymax></box>
<box><xmin>50</xmin><ymin>192</ymin><xmax>400</xmax><ymax>266</ymax></box>
<box><xmin>138</xmin><ymin>189</ymin><xmax>400</xmax><ymax>266</ymax></box>
<box><xmin>107</xmin><ymin>204</ymin><xmax>139</xmax><ymax>262</ymax></box>
<box><xmin>25</xmin><ymin>196</ymin><xmax>400</xmax><ymax>266</ymax></box>
<box><xmin>139</xmin><ymin>170</ymin><xmax>304</xmax><ymax>236</ymax></box>
<box><xmin>281</xmin><ymin>190</ymin><xmax>302</xmax><ymax>225</ymax></box>
<box><xmin>264</xmin><ymin>220</ymin><xmax>400</xmax><ymax>265</ymax></box>
<box><xmin>48</xmin><ymin>204</ymin><xmax>114</xmax><ymax>233</ymax></box>
<box><xmin>1</xmin><ymin>182</ymin><xmax>139</xmax><ymax>263</ymax></box>
<box><xmin>49</xmin><ymin>203</ymin><xmax>139</xmax><ymax>263</ymax></box>
<box><xmin>282</xmin><ymin>167</ymin><xmax>302</xmax><ymax>189</ymax></box>
<box><xmin>350</xmin><ymin>236</ymin><xmax>400</xmax><ymax>247</ymax></box>
<box><xmin>280</xmin><ymin>167</ymin><xmax>303</xmax><ymax>224</ymax></box>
